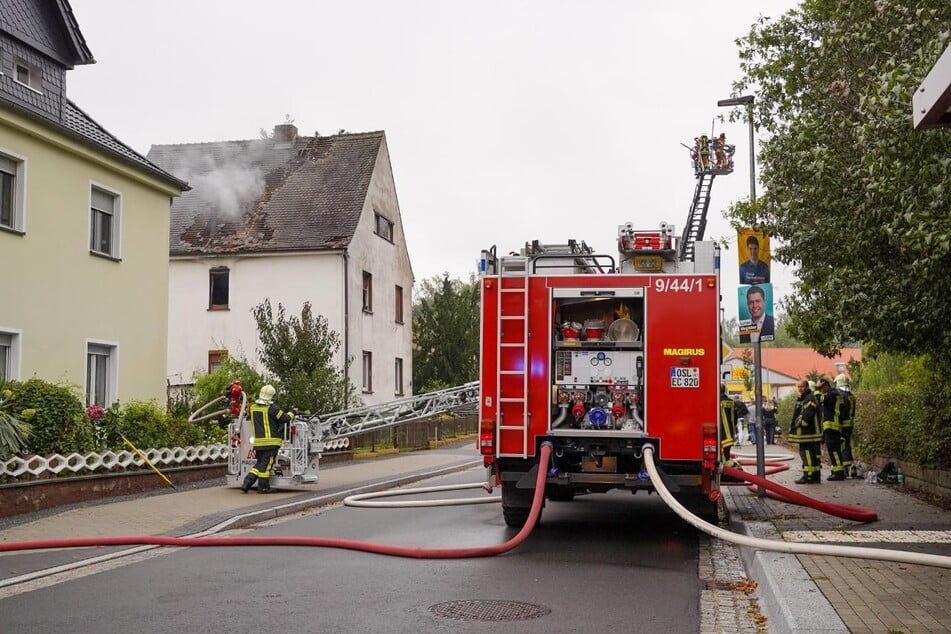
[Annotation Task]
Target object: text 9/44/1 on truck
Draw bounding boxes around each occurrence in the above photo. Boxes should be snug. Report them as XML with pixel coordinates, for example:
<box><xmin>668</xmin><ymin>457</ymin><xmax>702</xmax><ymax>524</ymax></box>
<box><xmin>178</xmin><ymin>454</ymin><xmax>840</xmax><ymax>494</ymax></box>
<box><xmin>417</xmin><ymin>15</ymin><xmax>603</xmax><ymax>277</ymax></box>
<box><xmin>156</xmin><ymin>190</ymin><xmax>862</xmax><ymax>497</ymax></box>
<box><xmin>478</xmin><ymin>222</ymin><xmax>723</xmax><ymax>527</ymax></box>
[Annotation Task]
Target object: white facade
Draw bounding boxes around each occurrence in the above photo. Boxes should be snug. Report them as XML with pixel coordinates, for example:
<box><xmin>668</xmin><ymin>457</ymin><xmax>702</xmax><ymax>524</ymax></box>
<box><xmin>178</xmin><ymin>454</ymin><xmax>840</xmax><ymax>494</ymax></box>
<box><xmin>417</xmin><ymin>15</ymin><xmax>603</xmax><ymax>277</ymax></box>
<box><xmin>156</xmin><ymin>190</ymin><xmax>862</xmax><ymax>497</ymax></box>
<box><xmin>166</xmin><ymin>134</ymin><xmax>413</xmax><ymax>407</ymax></box>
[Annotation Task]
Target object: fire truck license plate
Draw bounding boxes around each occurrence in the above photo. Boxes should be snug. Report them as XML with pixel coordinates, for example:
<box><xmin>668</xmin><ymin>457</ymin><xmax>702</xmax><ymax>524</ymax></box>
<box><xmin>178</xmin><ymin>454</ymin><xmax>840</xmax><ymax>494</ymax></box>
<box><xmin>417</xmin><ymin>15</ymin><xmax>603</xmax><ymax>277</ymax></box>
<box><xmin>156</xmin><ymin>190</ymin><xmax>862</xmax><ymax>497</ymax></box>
<box><xmin>670</xmin><ymin>367</ymin><xmax>700</xmax><ymax>388</ymax></box>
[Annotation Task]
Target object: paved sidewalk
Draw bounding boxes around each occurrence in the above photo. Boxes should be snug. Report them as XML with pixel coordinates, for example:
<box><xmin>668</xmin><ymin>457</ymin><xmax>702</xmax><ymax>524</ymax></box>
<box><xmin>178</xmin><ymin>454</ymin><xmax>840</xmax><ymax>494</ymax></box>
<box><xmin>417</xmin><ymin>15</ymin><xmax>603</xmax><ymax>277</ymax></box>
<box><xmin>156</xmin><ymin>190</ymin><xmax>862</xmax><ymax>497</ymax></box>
<box><xmin>724</xmin><ymin>444</ymin><xmax>951</xmax><ymax>634</ymax></box>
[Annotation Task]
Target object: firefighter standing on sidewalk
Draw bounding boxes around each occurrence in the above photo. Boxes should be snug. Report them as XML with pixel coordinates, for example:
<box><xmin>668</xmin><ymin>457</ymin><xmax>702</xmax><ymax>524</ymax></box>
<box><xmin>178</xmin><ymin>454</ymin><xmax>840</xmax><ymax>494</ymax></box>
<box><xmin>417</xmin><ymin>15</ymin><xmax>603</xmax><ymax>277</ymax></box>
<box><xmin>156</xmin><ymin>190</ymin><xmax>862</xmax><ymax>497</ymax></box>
<box><xmin>835</xmin><ymin>373</ymin><xmax>856</xmax><ymax>477</ymax></box>
<box><xmin>719</xmin><ymin>385</ymin><xmax>737</xmax><ymax>465</ymax></box>
<box><xmin>817</xmin><ymin>376</ymin><xmax>847</xmax><ymax>480</ymax></box>
<box><xmin>241</xmin><ymin>384</ymin><xmax>295</xmax><ymax>494</ymax></box>
<box><xmin>790</xmin><ymin>379</ymin><xmax>823</xmax><ymax>484</ymax></box>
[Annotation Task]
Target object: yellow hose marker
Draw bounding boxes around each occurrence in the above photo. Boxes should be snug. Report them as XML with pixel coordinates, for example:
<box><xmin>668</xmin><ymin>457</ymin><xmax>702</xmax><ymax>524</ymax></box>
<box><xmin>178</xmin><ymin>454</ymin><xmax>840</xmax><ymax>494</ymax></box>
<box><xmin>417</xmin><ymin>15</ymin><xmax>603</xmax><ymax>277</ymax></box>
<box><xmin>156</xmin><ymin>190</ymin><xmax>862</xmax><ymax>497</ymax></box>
<box><xmin>120</xmin><ymin>432</ymin><xmax>176</xmax><ymax>490</ymax></box>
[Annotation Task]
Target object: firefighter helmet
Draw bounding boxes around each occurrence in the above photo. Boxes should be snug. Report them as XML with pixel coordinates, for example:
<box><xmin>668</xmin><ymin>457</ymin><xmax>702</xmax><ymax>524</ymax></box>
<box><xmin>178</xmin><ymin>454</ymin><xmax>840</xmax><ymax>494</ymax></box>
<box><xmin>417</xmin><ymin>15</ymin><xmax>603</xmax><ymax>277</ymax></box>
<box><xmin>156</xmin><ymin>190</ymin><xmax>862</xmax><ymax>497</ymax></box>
<box><xmin>258</xmin><ymin>384</ymin><xmax>276</xmax><ymax>403</ymax></box>
<box><xmin>834</xmin><ymin>373</ymin><xmax>850</xmax><ymax>389</ymax></box>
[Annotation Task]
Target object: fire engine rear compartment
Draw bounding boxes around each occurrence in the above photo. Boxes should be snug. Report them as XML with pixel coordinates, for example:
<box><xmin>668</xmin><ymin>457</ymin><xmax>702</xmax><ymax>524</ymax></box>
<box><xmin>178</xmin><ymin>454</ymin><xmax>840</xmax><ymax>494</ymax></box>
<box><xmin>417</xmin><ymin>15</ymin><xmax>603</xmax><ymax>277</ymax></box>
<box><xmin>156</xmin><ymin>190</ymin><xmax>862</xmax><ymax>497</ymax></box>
<box><xmin>480</xmin><ymin>244</ymin><xmax>721</xmax><ymax>527</ymax></box>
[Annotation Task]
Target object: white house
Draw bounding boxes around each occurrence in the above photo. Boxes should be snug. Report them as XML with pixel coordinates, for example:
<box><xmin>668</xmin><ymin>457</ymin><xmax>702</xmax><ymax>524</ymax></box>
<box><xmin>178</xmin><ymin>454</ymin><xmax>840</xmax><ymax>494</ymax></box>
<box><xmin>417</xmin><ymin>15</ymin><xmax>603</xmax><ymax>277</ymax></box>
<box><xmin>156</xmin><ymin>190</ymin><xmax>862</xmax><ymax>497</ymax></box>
<box><xmin>147</xmin><ymin>124</ymin><xmax>414</xmax><ymax>407</ymax></box>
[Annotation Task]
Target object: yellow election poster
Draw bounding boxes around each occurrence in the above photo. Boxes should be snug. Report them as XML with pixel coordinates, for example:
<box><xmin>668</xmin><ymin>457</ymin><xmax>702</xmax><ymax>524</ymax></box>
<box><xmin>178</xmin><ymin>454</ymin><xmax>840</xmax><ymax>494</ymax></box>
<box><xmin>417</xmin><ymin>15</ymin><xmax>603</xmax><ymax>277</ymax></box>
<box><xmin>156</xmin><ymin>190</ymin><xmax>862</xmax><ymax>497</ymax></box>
<box><xmin>737</xmin><ymin>228</ymin><xmax>770</xmax><ymax>285</ymax></box>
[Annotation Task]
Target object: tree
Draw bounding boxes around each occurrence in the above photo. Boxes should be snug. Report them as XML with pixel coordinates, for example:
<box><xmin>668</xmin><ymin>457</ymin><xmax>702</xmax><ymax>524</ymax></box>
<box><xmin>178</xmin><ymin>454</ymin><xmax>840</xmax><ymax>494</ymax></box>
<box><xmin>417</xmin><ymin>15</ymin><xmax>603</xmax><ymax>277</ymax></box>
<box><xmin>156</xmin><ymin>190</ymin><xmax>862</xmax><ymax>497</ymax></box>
<box><xmin>251</xmin><ymin>299</ymin><xmax>357</xmax><ymax>413</ymax></box>
<box><xmin>413</xmin><ymin>274</ymin><xmax>480</xmax><ymax>393</ymax></box>
<box><xmin>727</xmin><ymin>2</ymin><xmax>951</xmax><ymax>358</ymax></box>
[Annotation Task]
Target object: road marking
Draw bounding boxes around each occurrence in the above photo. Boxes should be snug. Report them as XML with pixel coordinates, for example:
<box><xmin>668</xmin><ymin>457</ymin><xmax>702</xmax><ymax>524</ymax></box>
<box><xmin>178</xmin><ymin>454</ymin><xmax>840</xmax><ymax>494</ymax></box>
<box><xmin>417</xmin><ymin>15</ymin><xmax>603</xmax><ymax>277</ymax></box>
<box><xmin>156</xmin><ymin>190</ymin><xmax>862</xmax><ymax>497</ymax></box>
<box><xmin>784</xmin><ymin>530</ymin><xmax>951</xmax><ymax>544</ymax></box>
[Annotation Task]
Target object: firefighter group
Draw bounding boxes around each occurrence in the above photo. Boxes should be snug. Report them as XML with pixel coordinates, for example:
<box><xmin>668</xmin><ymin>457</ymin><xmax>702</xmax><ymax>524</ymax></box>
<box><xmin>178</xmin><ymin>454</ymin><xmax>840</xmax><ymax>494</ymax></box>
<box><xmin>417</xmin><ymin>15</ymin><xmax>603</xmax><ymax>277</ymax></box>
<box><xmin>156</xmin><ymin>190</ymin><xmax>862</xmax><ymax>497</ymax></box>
<box><xmin>690</xmin><ymin>133</ymin><xmax>734</xmax><ymax>173</ymax></box>
<box><xmin>720</xmin><ymin>373</ymin><xmax>856</xmax><ymax>484</ymax></box>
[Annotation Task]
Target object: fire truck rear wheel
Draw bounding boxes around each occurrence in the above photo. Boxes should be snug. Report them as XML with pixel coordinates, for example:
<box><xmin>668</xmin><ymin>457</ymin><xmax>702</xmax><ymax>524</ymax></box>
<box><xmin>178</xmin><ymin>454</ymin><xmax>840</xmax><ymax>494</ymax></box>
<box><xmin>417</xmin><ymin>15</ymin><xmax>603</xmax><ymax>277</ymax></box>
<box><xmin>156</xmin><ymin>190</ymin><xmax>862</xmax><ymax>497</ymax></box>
<box><xmin>677</xmin><ymin>494</ymin><xmax>721</xmax><ymax>524</ymax></box>
<box><xmin>501</xmin><ymin>484</ymin><xmax>541</xmax><ymax>528</ymax></box>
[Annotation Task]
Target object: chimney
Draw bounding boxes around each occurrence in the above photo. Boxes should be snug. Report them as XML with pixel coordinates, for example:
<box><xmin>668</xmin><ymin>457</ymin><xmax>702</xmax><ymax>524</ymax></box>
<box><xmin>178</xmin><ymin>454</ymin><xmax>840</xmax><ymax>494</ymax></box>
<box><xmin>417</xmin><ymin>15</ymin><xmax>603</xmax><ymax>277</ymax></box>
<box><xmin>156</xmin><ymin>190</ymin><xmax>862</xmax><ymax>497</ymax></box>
<box><xmin>273</xmin><ymin>123</ymin><xmax>298</xmax><ymax>143</ymax></box>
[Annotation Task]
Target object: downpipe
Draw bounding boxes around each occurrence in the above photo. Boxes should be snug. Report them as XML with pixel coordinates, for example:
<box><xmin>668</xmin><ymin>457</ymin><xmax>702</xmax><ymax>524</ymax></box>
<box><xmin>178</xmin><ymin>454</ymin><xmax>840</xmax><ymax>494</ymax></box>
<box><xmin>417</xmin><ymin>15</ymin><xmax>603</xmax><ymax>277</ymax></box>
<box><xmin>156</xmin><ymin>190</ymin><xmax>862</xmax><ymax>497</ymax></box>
<box><xmin>642</xmin><ymin>444</ymin><xmax>951</xmax><ymax>570</ymax></box>
<box><xmin>0</xmin><ymin>444</ymin><xmax>553</xmax><ymax>560</ymax></box>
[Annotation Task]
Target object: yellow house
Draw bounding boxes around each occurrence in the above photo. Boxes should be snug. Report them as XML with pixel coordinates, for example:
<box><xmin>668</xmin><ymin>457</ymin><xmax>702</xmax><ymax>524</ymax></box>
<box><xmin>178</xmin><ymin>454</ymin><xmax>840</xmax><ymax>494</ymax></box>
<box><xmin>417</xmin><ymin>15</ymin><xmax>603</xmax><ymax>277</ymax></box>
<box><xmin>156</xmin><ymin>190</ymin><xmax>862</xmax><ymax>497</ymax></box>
<box><xmin>0</xmin><ymin>1</ymin><xmax>187</xmax><ymax>405</ymax></box>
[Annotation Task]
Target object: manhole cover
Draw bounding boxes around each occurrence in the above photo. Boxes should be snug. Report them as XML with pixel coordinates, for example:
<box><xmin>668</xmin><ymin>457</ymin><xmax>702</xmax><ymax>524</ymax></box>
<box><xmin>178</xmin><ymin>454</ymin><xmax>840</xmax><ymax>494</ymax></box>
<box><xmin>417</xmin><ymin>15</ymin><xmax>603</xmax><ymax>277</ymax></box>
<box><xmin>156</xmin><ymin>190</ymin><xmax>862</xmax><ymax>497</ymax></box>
<box><xmin>429</xmin><ymin>600</ymin><xmax>551</xmax><ymax>622</ymax></box>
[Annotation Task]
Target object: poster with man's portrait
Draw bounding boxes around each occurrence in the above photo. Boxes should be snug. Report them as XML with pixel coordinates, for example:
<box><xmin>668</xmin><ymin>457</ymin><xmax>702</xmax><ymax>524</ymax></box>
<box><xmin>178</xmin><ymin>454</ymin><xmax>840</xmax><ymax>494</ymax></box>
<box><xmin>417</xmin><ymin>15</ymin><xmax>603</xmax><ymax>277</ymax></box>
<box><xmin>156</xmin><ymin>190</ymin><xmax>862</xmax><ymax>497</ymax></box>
<box><xmin>738</xmin><ymin>229</ymin><xmax>771</xmax><ymax>285</ymax></box>
<box><xmin>738</xmin><ymin>283</ymin><xmax>775</xmax><ymax>343</ymax></box>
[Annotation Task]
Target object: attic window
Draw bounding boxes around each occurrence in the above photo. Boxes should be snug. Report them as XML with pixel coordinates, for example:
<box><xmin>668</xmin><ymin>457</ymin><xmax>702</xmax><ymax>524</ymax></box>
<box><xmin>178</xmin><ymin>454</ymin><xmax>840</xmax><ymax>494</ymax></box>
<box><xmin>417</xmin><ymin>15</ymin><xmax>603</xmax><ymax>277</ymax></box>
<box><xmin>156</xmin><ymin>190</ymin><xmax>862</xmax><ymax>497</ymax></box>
<box><xmin>374</xmin><ymin>212</ymin><xmax>393</xmax><ymax>242</ymax></box>
<box><xmin>13</xmin><ymin>58</ymin><xmax>42</xmax><ymax>92</ymax></box>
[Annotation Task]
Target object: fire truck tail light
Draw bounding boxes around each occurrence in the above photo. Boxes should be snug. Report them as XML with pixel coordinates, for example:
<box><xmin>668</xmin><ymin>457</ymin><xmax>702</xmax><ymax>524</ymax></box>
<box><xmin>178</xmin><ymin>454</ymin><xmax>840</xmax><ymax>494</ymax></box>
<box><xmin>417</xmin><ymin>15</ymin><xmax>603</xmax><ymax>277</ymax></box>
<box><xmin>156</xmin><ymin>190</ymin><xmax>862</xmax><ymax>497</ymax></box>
<box><xmin>701</xmin><ymin>422</ymin><xmax>718</xmax><ymax>461</ymax></box>
<box><xmin>480</xmin><ymin>419</ymin><xmax>495</xmax><ymax>455</ymax></box>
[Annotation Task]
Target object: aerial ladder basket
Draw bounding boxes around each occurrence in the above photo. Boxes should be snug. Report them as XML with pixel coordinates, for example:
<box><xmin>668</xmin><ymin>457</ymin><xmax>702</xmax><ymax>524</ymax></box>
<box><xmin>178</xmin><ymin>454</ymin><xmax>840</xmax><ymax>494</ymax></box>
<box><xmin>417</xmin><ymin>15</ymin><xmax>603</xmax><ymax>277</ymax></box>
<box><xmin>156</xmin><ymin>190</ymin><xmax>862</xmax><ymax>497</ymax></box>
<box><xmin>678</xmin><ymin>135</ymin><xmax>735</xmax><ymax>262</ymax></box>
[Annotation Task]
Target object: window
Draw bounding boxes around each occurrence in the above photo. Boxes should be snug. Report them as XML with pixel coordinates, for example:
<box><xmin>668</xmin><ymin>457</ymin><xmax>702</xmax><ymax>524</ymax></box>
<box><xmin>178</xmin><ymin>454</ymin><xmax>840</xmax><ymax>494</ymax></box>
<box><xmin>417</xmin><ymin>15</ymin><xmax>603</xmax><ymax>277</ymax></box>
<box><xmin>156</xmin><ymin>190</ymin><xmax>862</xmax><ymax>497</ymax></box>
<box><xmin>208</xmin><ymin>350</ymin><xmax>228</xmax><ymax>373</ymax></box>
<box><xmin>209</xmin><ymin>267</ymin><xmax>230</xmax><ymax>310</ymax></box>
<box><xmin>374</xmin><ymin>212</ymin><xmax>393</xmax><ymax>242</ymax></box>
<box><xmin>0</xmin><ymin>331</ymin><xmax>20</xmax><ymax>381</ymax></box>
<box><xmin>90</xmin><ymin>186</ymin><xmax>119</xmax><ymax>257</ymax></box>
<box><xmin>86</xmin><ymin>342</ymin><xmax>117</xmax><ymax>406</ymax></box>
<box><xmin>394</xmin><ymin>357</ymin><xmax>404</xmax><ymax>396</ymax></box>
<box><xmin>0</xmin><ymin>152</ymin><xmax>25</xmax><ymax>232</ymax></box>
<box><xmin>362</xmin><ymin>351</ymin><xmax>373</xmax><ymax>393</ymax></box>
<box><xmin>362</xmin><ymin>271</ymin><xmax>373</xmax><ymax>312</ymax></box>
<box><xmin>394</xmin><ymin>285</ymin><xmax>404</xmax><ymax>323</ymax></box>
<box><xmin>13</xmin><ymin>58</ymin><xmax>42</xmax><ymax>92</ymax></box>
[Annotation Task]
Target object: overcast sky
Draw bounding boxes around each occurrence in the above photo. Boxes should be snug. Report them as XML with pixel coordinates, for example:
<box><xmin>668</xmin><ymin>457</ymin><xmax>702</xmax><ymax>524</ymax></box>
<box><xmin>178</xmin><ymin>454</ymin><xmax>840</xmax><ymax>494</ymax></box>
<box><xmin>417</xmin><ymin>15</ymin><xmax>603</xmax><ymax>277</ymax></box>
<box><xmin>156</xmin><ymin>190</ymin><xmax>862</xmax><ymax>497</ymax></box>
<box><xmin>67</xmin><ymin>0</ymin><xmax>799</xmax><ymax>319</ymax></box>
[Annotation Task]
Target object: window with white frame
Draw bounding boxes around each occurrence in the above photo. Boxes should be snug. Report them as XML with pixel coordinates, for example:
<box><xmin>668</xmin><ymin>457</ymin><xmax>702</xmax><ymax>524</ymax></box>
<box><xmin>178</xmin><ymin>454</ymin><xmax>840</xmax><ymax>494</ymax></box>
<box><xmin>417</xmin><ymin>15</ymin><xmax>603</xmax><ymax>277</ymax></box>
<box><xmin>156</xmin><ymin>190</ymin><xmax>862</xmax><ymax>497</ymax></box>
<box><xmin>0</xmin><ymin>152</ymin><xmax>25</xmax><ymax>232</ymax></box>
<box><xmin>362</xmin><ymin>351</ymin><xmax>373</xmax><ymax>393</ymax></box>
<box><xmin>394</xmin><ymin>357</ymin><xmax>404</xmax><ymax>396</ymax></box>
<box><xmin>86</xmin><ymin>342</ymin><xmax>117</xmax><ymax>406</ymax></box>
<box><xmin>13</xmin><ymin>58</ymin><xmax>42</xmax><ymax>92</ymax></box>
<box><xmin>0</xmin><ymin>331</ymin><xmax>19</xmax><ymax>381</ymax></box>
<box><xmin>90</xmin><ymin>186</ymin><xmax>119</xmax><ymax>257</ymax></box>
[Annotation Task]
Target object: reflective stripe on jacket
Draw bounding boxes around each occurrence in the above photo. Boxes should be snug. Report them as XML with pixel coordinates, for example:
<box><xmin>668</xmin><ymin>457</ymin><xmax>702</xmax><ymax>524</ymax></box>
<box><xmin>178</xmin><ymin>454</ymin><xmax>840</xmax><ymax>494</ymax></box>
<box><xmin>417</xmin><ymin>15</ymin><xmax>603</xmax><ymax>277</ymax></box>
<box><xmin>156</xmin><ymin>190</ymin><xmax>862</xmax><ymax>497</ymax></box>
<box><xmin>789</xmin><ymin>393</ymin><xmax>822</xmax><ymax>443</ymax></box>
<box><xmin>249</xmin><ymin>402</ymin><xmax>292</xmax><ymax>447</ymax></box>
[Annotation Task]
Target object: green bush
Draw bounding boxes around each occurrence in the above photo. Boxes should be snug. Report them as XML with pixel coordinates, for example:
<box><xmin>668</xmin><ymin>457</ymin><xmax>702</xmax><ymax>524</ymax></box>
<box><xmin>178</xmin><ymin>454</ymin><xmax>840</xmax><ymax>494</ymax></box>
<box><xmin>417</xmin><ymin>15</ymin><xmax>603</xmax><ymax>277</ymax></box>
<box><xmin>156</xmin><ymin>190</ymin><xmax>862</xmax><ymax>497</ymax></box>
<box><xmin>99</xmin><ymin>399</ymin><xmax>225</xmax><ymax>451</ymax></box>
<box><xmin>4</xmin><ymin>379</ymin><xmax>93</xmax><ymax>455</ymax></box>
<box><xmin>854</xmin><ymin>355</ymin><xmax>951</xmax><ymax>469</ymax></box>
<box><xmin>192</xmin><ymin>356</ymin><xmax>268</xmax><ymax>424</ymax></box>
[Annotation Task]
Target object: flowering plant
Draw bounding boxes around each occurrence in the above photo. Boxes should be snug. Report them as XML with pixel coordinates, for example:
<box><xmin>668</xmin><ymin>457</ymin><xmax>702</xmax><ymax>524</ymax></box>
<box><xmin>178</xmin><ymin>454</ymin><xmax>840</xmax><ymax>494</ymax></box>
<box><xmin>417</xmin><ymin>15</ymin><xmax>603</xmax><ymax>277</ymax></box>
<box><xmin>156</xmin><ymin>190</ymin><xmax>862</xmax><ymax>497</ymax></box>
<box><xmin>87</xmin><ymin>404</ymin><xmax>106</xmax><ymax>421</ymax></box>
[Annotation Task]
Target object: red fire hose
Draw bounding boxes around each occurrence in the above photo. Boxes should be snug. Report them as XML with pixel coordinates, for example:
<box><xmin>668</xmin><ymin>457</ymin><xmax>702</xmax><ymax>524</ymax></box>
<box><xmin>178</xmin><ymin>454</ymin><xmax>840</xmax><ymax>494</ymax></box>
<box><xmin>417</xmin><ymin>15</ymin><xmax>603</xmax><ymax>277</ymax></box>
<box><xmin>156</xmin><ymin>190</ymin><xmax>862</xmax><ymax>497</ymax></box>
<box><xmin>723</xmin><ymin>464</ymin><xmax>878</xmax><ymax>523</ymax></box>
<box><xmin>0</xmin><ymin>444</ymin><xmax>553</xmax><ymax>558</ymax></box>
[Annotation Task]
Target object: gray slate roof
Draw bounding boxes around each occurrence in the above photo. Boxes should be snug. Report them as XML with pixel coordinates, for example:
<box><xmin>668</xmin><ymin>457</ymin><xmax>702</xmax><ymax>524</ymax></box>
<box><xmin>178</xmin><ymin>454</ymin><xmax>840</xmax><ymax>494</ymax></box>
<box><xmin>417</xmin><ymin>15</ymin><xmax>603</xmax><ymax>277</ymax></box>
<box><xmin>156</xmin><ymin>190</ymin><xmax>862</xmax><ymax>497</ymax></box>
<box><xmin>0</xmin><ymin>0</ymin><xmax>94</xmax><ymax>68</ymax></box>
<box><xmin>61</xmin><ymin>99</ymin><xmax>187</xmax><ymax>189</ymax></box>
<box><xmin>147</xmin><ymin>131</ymin><xmax>384</xmax><ymax>256</ymax></box>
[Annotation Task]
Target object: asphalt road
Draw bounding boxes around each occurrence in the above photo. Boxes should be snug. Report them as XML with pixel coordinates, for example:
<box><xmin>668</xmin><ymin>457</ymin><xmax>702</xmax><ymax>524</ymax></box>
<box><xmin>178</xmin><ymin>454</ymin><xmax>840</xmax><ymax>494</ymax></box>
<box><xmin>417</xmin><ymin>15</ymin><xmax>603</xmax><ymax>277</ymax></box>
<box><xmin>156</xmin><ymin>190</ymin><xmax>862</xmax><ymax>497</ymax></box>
<box><xmin>1</xmin><ymin>468</ymin><xmax>708</xmax><ymax>633</ymax></box>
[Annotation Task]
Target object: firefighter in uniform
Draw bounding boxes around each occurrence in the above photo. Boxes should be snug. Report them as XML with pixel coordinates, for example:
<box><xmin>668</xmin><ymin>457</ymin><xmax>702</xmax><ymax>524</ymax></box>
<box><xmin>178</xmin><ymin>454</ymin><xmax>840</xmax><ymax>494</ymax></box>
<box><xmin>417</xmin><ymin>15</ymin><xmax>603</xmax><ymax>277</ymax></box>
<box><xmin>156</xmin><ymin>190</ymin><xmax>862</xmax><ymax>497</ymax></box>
<box><xmin>719</xmin><ymin>385</ymin><xmax>737</xmax><ymax>465</ymax></box>
<box><xmin>835</xmin><ymin>373</ymin><xmax>857</xmax><ymax>476</ymax></box>
<box><xmin>241</xmin><ymin>384</ymin><xmax>295</xmax><ymax>493</ymax></box>
<box><xmin>817</xmin><ymin>376</ymin><xmax>847</xmax><ymax>480</ymax></box>
<box><xmin>790</xmin><ymin>379</ymin><xmax>823</xmax><ymax>484</ymax></box>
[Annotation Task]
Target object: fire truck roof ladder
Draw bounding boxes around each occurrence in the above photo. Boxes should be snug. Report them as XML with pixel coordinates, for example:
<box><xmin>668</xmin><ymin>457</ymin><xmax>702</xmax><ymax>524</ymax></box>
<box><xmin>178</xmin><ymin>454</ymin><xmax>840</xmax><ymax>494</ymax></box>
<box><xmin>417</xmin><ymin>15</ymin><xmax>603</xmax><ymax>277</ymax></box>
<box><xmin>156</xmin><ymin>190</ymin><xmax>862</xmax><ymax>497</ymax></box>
<box><xmin>497</xmin><ymin>255</ymin><xmax>531</xmax><ymax>458</ymax></box>
<box><xmin>678</xmin><ymin>171</ymin><xmax>716</xmax><ymax>262</ymax></box>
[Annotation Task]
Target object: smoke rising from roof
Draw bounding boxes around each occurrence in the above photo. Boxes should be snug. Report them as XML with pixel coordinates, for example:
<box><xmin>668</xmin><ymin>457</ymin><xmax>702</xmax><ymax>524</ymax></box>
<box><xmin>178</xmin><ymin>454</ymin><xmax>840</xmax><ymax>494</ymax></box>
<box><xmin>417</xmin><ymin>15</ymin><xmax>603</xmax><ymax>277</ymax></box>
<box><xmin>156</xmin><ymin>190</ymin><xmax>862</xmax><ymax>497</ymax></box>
<box><xmin>150</xmin><ymin>140</ymin><xmax>272</xmax><ymax>218</ymax></box>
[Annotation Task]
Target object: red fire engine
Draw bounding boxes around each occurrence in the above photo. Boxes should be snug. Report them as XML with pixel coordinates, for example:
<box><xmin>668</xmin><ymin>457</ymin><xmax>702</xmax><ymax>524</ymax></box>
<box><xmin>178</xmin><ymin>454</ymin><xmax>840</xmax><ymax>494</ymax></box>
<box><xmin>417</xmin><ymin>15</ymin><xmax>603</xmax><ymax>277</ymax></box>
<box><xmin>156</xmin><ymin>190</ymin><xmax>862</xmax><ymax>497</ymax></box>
<box><xmin>478</xmin><ymin>221</ymin><xmax>723</xmax><ymax>527</ymax></box>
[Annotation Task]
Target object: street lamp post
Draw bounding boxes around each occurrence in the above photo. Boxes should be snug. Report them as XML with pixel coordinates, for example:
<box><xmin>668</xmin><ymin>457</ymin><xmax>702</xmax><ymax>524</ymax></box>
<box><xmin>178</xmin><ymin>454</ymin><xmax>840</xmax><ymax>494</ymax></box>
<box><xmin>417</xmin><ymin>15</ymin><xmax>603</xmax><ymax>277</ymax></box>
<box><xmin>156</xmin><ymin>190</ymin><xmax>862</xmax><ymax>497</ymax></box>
<box><xmin>717</xmin><ymin>94</ymin><xmax>766</xmax><ymax>494</ymax></box>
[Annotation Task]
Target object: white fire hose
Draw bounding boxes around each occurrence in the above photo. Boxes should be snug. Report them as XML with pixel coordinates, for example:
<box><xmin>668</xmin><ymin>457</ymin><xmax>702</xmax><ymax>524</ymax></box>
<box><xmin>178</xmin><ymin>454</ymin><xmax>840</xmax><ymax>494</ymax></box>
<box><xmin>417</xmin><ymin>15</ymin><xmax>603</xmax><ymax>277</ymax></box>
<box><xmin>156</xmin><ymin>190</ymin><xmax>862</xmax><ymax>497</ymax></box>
<box><xmin>641</xmin><ymin>444</ymin><xmax>951</xmax><ymax>569</ymax></box>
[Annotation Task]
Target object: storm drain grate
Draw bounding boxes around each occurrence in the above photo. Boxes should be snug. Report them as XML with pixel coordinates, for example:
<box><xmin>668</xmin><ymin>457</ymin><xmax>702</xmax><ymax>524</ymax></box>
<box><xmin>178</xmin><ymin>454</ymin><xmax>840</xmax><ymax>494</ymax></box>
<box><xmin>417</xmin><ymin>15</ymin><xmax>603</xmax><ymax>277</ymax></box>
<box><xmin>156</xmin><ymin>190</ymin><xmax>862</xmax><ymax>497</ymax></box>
<box><xmin>429</xmin><ymin>600</ymin><xmax>551</xmax><ymax>622</ymax></box>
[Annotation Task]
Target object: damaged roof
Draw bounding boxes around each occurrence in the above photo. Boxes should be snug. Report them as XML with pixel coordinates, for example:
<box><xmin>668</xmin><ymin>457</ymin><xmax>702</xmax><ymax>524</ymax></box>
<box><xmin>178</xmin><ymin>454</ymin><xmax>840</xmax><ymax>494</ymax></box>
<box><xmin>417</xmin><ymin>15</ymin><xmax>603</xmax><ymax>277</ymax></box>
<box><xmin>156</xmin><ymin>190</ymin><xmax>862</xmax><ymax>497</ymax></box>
<box><xmin>148</xmin><ymin>131</ymin><xmax>384</xmax><ymax>256</ymax></box>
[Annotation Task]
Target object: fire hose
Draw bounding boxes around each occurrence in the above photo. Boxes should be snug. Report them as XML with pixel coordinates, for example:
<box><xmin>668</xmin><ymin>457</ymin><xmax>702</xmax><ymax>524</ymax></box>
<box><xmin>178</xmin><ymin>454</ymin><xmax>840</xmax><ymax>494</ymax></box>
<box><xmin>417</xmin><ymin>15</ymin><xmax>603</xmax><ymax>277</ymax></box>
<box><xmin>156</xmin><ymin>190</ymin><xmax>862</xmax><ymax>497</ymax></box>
<box><xmin>726</xmin><ymin>449</ymin><xmax>877</xmax><ymax>522</ymax></box>
<box><xmin>0</xmin><ymin>444</ymin><xmax>551</xmax><ymax>560</ymax></box>
<box><xmin>2</xmin><ymin>442</ymin><xmax>949</xmax><ymax>570</ymax></box>
<box><xmin>641</xmin><ymin>444</ymin><xmax>951</xmax><ymax>569</ymax></box>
